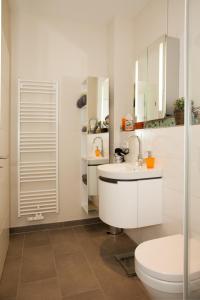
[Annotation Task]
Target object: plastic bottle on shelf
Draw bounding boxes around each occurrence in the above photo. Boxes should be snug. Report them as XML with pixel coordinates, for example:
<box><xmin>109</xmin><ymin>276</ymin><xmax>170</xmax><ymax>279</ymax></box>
<box><xmin>124</xmin><ymin>113</ymin><xmax>134</xmax><ymax>131</ymax></box>
<box><xmin>121</xmin><ymin>116</ymin><xmax>126</xmax><ymax>131</ymax></box>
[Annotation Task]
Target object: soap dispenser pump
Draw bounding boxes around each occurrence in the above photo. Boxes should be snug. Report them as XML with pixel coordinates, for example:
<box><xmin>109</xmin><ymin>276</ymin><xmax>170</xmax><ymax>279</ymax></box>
<box><xmin>145</xmin><ymin>151</ymin><xmax>155</xmax><ymax>169</ymax></box>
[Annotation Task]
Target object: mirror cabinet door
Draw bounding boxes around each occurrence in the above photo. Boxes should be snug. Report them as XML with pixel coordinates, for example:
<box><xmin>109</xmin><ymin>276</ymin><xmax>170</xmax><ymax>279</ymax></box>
<box><xmin>134</xmin><ymin>50</ymin><xmax>148</xmax><ymax>122</ymax></box>
<box><xmin>146</xmin><ymin>36</ymin><xmax>166</xmax><ymax>121</ymax></box>
<box><xmin>134</xmin><ymin>35</ymin><xmax>166</xmax><ymax>122</ymax></box>
<box><xmin>134</xmin><ymin>35</ymin><xmax>179</xmax><ymax>123</ymax></box>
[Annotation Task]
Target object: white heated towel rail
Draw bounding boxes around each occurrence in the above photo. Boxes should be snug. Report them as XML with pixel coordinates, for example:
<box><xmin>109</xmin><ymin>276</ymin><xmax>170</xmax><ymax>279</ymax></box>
<box><xmin>18</xmin><ymin>80</ymin><xmax>59</xmax><ymax>220</ymax></box>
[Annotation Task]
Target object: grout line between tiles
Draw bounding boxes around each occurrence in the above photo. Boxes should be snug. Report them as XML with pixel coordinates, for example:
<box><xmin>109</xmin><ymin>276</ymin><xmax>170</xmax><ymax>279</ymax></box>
<box><xmin>62</xmin><ymin>288</ymin><xmax>105</xmax><ymax>300</ymax></box>
<box><xmin>50</xmin><ymin>227</ymin><xmax>103</xmax><ymax>299</ymax></box>
<box><xmin>48</xmin><ymin>230</ymin><xmax>63</xmax><ymax>300</ymax></box>
<box><xmin>15</xmin><ymin>234</ymin><xmax>25</xmax><ymax>299</ymax></box>
<box><xmin>72</xmin><ymin>227</ymin><xmax>107</xmax><ymax>300</ymax></box>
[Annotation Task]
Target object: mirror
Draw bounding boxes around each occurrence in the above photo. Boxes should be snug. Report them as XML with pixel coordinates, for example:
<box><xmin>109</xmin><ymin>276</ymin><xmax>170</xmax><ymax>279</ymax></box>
<box><xmin>134</xmin><ymin>35</ymin><xmax>180</xmax><ymax>122</ymax></box>
<box><xmin>80</xmin><ymin>77</ymin><xmax>109</xmax><ymax>214</ymax></box>
<box><xmin>81</xmin><ymin>77</ymin><xmax>109</xmax><ymax>133</ymax></box>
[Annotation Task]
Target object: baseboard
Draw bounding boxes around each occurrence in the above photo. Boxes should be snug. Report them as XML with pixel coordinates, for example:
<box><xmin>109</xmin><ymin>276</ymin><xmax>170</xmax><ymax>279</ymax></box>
<box><xmin>10</xmin><ymin>217</ymin><xmax>102</xmax><ymax>234</ymax></box>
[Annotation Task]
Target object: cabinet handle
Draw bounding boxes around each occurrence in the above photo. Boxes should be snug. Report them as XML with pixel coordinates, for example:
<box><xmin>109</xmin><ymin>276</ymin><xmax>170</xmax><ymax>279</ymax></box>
<box><xmin>99</xmin><ymin>176</ymin><xmax>118</xmax><ymax>184</ymax></box>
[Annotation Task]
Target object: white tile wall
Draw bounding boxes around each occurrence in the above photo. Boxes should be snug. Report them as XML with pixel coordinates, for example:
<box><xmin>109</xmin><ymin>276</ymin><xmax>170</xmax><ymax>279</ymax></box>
<box><xmin>121</xmin><ymin>125</ymin><xmax>200</xmax><ymax>244</ymax></box>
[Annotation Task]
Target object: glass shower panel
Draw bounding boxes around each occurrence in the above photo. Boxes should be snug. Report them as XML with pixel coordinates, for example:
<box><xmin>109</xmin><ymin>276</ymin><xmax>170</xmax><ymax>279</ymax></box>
<box><xmin>188</xmin><ymin>0</ymin><xmax>200</xmax><ymax>298</ymax></box>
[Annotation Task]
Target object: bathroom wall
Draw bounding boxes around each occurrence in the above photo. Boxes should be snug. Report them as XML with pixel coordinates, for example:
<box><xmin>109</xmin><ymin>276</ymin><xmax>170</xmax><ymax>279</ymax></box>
<box><xmin>10</xmin><ymin>2</ymin><xmax>109</xmax><ymax>227</ymax></box>
<box><xmin>133</xmin><ymin>0</ymin><xmax>184</xmax><ymax>97</ymax></box>
<box><xmin>108</xmin><ymin>18</ymin><xmax>134</xmax><ymax>156</ymax></box>
<box><xmin>121</xmin><ymin>127</ymin><xmax>184</xmax><ymax>244</ymax></box>
<box><xmin>123</xmin><ymin>0</ymin><xmax>186</xmax><ymax>244</ymax></box>
<box><xmin>123</xmin><ymin>0</ymin><xmax>200</xmax><ymax>244</ymax></box>
<box><xmin>0</xmin><ymin>0</ymin><xmax>10</xmax><ymax>157</ymax></box>
<box><xmin>0</xmin><ymin>0</ymin><xmax>10</xmax><ymax>276</ymax></box>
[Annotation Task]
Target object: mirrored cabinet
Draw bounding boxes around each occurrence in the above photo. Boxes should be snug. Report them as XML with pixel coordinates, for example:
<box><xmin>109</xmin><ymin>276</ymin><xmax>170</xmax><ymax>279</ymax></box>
<box><xmin>78</xmin><ymin>77</ymin><xmax>109</xmax><ymax>214</ymax></box>
<box><xmin>134</xmin><ymin>35</ymin><xmax>180</xmax><ymax>122</ymax></box>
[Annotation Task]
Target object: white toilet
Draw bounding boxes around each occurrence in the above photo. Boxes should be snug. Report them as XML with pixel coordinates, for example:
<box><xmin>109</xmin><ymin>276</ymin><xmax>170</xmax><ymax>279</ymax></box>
<box><xmin>135</xmin><ymin>234</ymin><xmax>200</xmax><ymax>300</ymax></box>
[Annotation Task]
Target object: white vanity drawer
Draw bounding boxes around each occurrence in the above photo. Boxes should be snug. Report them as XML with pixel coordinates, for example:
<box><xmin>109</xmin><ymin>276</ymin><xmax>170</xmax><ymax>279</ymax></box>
<box><xmin>99</xmin><ymin>178</ymin><xmax>138</xmax><ymax>229</ymax></box>
<box><xmin>138</xmin><ymin>179</ymin><xmax>163</xmax><ymax>227</ymax></box>
<box><xmin>98</xmin><ymin>176</ymin><xmax>163</xmax><ymax>229</ymax></box>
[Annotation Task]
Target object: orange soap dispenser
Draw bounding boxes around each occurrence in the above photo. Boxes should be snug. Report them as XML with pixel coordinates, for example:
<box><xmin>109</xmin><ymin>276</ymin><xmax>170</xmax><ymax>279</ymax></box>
<box><xmin>145</xmin><ymin>151</ymin><xmax>155</xmax><ymax>169</ymax></box>
<box><xmin>95</xmin><ymin>146</ymin><xmax>101</xmax><ymax>157</ymax></box>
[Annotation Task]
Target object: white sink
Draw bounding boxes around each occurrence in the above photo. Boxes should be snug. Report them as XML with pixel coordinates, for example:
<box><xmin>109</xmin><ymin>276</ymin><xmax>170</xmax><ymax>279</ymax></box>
<box><xmin>82</xmin><ymin>156</ymin><xmax>109</xmax><ymax>165</ymax></box>
<box><xmin>97</xmin><ymin>163</ymin><xmax>162</xmax><ymax>180</ymax></box>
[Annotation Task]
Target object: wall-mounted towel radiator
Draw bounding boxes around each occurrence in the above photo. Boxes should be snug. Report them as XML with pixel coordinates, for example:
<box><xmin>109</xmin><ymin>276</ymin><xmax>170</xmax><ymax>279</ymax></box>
<box><xmin>18</xmin><ymin>80</ymin><xmax>59</xmax><ymax>221</ymax></box>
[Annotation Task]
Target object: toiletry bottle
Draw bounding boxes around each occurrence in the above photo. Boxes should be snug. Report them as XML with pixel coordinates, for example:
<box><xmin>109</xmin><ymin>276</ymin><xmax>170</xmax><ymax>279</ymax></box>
<box><xmin>145</xmin><ymin>151</ymin><xmax>155</xmax><ymax>169</ymax></box>
<box><xmin>95</xmin><ymin>146</ymin><xmax>101</xmax><ymax>157</ymax></box>
<box><xmin>121</xmin><ymin>116</ymin><xmax>126</xmax><ymax>131</ymax></box>
<box><xmin>125</xmin><ymin>113</ymin><xmax>134</xmax><ymax>131</ymax></box>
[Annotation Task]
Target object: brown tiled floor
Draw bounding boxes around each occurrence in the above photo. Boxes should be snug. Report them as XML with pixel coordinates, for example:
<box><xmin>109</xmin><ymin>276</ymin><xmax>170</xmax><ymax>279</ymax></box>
<box><xmin>0</xmin><ymin>223</ymin><xmax>150</xmax><ymax>300</ymax></box>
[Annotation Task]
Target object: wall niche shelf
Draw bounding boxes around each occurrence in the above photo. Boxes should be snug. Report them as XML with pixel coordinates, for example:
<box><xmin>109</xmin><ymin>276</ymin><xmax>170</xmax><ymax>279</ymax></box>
<box><xmin>79</xmin><ymin>77</ymin><xmax>109</xmax><ymax>215</ymax></box>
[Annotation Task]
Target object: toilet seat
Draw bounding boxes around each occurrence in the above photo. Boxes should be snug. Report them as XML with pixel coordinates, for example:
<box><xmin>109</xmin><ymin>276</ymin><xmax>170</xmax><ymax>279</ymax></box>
<box><xmin>135</xmin><ymin>234</ymin><xmax>200</xmax><ymax>293</ymax></box>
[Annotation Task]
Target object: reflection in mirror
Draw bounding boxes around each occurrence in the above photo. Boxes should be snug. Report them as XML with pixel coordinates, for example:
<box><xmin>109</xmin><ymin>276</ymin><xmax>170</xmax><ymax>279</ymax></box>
<box><xmin>134</xmin><ymin>50</ymin><xmax>147</xmax><ymax>122</ymax></box>
<box><xmin>79</xmin><ymin>76</ymin><xmax>109</xmax><ymax>214</ymax></box>
<box><xmin>97</xmin><ymin>78</ymin><xmax>109</xmax><ymax>122</ymax></box>
<box><xmin>87</xmin><ymin>77</ymin><xmax>109</xmax><ymax>130</ymax></box>
<box><xmin>147</xmin><ymin>36</ymin><xmax>166</xmax><ymax>121</ymax></box>
<box><xmin>134</xmin><ymin>35</ymin><xmax>179</xmax><ymax>123</ymax></box>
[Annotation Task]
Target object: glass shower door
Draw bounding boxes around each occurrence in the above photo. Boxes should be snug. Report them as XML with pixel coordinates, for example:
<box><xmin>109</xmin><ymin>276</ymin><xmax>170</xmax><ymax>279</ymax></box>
<box><xmin>185</xmin><ymin>0</ymin><xmax>200</xmax><ymax>298</ymax></box>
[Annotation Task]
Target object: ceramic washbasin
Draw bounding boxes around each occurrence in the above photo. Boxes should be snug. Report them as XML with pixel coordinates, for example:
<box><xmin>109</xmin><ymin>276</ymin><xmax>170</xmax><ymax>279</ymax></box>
<box><xmin>82</xmin><ymin>156</ymin><xmax>109</xmax><ymax>165</ymax></box>
<box><xmin>97</xmin><ymin>163</ymin><xmax>162</xmax><ymax>180</ymax></box>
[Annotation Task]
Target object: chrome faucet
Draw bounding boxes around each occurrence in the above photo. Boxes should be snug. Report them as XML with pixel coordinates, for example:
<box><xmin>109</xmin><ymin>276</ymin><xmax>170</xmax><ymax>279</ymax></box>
<box><xmin>125</xmin><ymin>135</ymin><xmax>144</xmax><ymax>166</ymax></box>
<box><xmin>92</xmin><ymin>136</ymin><xmax>104</xmax><ymax>157</ymax></box>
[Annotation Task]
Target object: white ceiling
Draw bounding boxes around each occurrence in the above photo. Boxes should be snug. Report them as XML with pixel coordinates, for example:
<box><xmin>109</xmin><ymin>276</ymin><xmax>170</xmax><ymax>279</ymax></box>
<box><xmin>9</xmin><ymin>0</ymin><xmax>150</xmax><ymax>25</ymax></box>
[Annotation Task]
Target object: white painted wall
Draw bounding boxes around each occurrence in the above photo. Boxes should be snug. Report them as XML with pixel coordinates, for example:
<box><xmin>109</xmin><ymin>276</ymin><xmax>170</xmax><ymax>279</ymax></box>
<box><xmin>0</xmin><ymin>0</ymin><xmax>10</xmax><ymax>157</ymax></box>
<box><xmin>0</xmin><ymin>0</ymin><xmax>10</xmax><ymax>277</ymax></box>
<box><xmin>10</xmin><ymin>4</ymin><xmax>108</xmax><ymax>227</ymax></box>
<box><xmin>108</xmin><ymin>18</ymin><xmax>134</xmax><ymax>156</ymax></box>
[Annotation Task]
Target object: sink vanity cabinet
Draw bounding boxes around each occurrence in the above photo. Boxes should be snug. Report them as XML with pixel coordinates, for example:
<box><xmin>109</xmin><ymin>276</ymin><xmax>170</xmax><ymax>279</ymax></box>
<box><xmin>137</xmin><ymin>179</ymin><xmax>162</xmax><ymax>227</ymax></box>
<box><xmin>98</xmin><ymin>164</ymin><xmax>163</xmax><ymax>229</ymax></box>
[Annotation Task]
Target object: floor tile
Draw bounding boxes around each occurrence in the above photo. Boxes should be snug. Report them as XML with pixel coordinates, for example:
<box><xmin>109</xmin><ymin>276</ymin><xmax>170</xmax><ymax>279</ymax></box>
<box><xmin>21</xmin><ymin>245</ymin><xmax>56</xmax><ymax>283</ymax></box>
<box><xmin>48</xmin><ymin>228</ymin><xmax>81</xmax><ymax>256</ymax></box>
<box><xmin>62</xmin><ymin>289</ymin><xmax>105</xmax><ymax>300</ymax></box>
<box><xmin>73</xmin><ymin>229</ymin><xmax>101</xmax><ymax>262</ymax></box>
<box><xmin>91</xmin><ymin>256</ymin><xmax>150</xmax><ymax>300</ymax></box>
<box><xmin>0</xmin><ymin>224</ymin><xmax>151</xmax><ymax>300</ymax></box>
<box><xmin>7</xmin><ymin>234</ymin><xmax>24</xmax><ymax>258</ymax></box>
<box><xmin>55</xmin><ymin>251</ymin><xmax>99</xmax><ymax>298</ymax></box>
<box><xmin>17</xmin><ymin>277</ymin><xmax>61</xmax><ymax>300</ymax></box>
<box><xmin>74</xmin><ymin>223</ymin><xmax>109</xmax><ymax>239</ymax></box>
<box><xmin>0</xmin><ymin>256</ymin><xmax>21</xmax><ymax>299</ymax></box>
<box><xmin>24</xmin><ymin>231</ymin><xmax>50</xmax><ymax>248</ymax></box>
<box><xmin>93</xmin><ymin>233</ymin><xmax>137</xmax><ymax>258</ymax></box>
<box><xmin>74</xmin><ymin>228</ymin><xmax>137</xmax><ymax>265</ymax></box>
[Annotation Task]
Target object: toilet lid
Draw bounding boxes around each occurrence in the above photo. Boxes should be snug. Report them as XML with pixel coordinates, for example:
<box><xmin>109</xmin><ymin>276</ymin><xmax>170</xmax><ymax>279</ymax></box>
<box><xmin>135</xmin><ymin>234</ymin><xmax>200</xmax><ymax>282</ymax></box>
